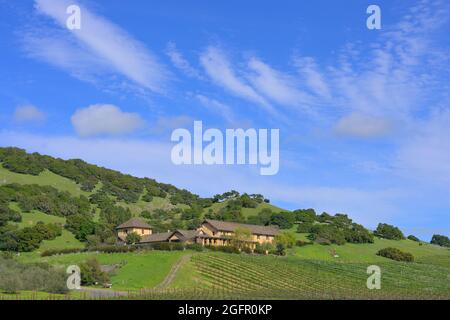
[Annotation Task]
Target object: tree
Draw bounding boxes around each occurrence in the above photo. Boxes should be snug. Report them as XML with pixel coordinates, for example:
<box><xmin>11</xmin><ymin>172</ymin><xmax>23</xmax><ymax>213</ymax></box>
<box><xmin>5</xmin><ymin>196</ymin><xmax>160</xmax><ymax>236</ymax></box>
<box><xmin>344</xmin><ymin>223</ymin><xmax>374</xmax><ymax>244</ymax></box>
<box><xmin>430</xmin><ymin>234</ymin><xmax>450</xmax><ymax>247</ymax></box>
<box><xmin>407</xmin><ymin>235</ymin><xmax>420</xmax><ymax>242</ymax></box>
<box><xmin>125</xmin><ymin>232</ymin><xmax>142</xmax><ymax>245</ymax></box>
<box><xmin>270</xmin><ymin>213</ymin><xmax>294</xmax><ymax>229</ymax></box>
<box><xmin>65</xmin><ymin>214</ymin><xmax>96</xmax><ymax>241</ymax></box>
<box><xmin>275</xmin><ymin>231</ymin><xmax>296</xmax><ymax>248</ymax></box>
<box><xmin>308</xmin><ymin>225</ymin><xmax>346</xmax><ymax>245</ymax></box>
<box><xmin>80</xmin><ymin>258</ymin><xmax>110</xmax><ymax>286</ymax></box>
<box><xmin>293</xmin><ymin>208</ymin><xmax>317</xmax><ymax>223</ymax></box>
<box><xmin>374</xmin><ymin>223</ymin><xmax>405</xmax><ymax>240</ymax></box>
<box><xmin>275</xmin><ymin>243</ymin><xmax>286</xmax><ymax>256</ymax></box>
<box><xmin>231</xmin><ymin>228</ymin><xmax>252</xmax><ymax>250</ymax></box>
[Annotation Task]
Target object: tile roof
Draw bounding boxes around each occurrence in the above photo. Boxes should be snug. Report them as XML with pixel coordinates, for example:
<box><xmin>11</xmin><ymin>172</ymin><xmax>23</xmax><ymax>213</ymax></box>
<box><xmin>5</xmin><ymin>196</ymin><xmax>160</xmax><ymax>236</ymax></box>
<box><xmin>116</xmin><ymin>218</ymin><xmax>152</xmax><ymax>230</ymax></box>
<box><xmin>140</xmin><ymin>232</ymin><xmax>173</xmax><ymax>243</ymax></box>
<box><xmin>204</xmin><ymin>219</ymin><xmax>280</xmax><ymax>236</ymax></box>
<box><xmin>173</xmin><ymin>229</ymin><xmax>200</xmax><ymax>241</ymax></box>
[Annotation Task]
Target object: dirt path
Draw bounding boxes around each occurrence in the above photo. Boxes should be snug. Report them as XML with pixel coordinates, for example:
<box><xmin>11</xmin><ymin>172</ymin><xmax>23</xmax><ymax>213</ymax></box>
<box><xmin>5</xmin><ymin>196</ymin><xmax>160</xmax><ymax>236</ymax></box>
<box><xmin>156</xmin><ymin>254</ymin><xmax>192</xmax><ymax>289</ymax></box>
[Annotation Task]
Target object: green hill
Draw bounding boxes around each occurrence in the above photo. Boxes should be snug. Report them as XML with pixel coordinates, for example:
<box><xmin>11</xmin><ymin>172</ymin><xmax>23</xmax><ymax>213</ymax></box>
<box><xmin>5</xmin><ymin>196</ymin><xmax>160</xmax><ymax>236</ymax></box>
<box><xmin>0</xmin><ymin>146</ymin><xmax>449</xmax><ymax>300</ymax></box>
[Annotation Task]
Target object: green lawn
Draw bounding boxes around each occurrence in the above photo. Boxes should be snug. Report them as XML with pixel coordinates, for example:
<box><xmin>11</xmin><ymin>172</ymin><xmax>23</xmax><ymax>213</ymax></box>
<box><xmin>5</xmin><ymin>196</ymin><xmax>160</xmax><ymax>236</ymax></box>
<box><xmin>20</xmin><ymin>251</ymin><xmax>188</xmax><ymax>290</ymax></box>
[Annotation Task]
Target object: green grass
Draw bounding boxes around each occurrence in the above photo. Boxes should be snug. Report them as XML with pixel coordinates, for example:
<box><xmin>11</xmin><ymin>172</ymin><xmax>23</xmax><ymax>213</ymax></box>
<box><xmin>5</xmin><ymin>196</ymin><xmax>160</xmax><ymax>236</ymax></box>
<box><xmin>8</xmin><ymin>203</ymin><xmax>84</xmax><ymax>255</ymax></box>
<box><xmin>19</xmin><ymin>251</ymin><xmax>187</xmax><ymax>290</ymax></box>
<box><xmin>292</xmin><ymin>236</ymin><xmax>450</xmax><ymax>263</ymax></box>
<box><xmin>0</xmin><ymin>165</ymin><xmax>89</xmax><ymax>197</ymax></box>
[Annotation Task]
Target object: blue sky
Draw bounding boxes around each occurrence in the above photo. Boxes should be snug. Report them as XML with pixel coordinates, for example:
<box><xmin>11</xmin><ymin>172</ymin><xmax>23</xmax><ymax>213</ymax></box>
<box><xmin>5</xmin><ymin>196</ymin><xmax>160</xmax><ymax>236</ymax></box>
<box><xmin>1</xmin><ymin>0</ymin><xmax>450</xmax><ymax>240</ymax></box>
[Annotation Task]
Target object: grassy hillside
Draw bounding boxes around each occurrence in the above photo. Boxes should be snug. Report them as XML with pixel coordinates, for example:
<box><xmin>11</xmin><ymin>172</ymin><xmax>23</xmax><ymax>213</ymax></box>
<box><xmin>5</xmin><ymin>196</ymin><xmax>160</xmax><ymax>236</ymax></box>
<box><xmin>7</xmin><ymin>203</ymin><xmax>84</xmax><ymax>253</ymax></box>
<box><xmin>0</xmin><ymin>165</ymin><xmax>89</xmax><ymax>197</ymax></box>
<box><xmin>292</xmin><ymin>236</ymin><xmax>449</xmax><ymax>263</ymax></box>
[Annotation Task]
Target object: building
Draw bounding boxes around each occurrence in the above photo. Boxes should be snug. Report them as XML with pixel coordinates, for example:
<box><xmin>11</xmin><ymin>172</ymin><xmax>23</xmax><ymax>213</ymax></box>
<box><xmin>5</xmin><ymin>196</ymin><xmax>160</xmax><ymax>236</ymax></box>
<box><xmin>116</xmin><ymin>218</ymin><xmax>153</xmax><ymax>241</ymax></box>
<box><xmin>117</xmin><ymin>218</ymin><xmax>279</xmax><ymax>248</ymax></box>
<box><xmin>199</xmin><ymin>219</ymin><xmax>279</xmax><ymax>247</ymax></box>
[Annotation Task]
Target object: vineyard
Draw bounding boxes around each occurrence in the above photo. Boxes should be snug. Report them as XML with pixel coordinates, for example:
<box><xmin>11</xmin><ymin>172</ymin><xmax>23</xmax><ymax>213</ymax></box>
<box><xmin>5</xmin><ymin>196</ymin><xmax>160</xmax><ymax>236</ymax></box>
<box><xmin>175</xmin><ymin>253</ymin><xmax>450</xmax><ymax>300</ymax></box>
<box><xmin>1</xmin><ymin>251</ymin><xmax>449</xmax><ymax>300</ymax></box>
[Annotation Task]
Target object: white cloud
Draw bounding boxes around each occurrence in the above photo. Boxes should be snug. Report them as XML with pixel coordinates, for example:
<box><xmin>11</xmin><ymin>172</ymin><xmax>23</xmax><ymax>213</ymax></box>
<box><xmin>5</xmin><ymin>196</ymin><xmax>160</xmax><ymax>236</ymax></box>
<box><xmin>247</xmin><ymin>57</ymin><xmax>313</xmax><ymax>110</ymax></box>
<box><xmin>13</xmin><ymin>105</ymin><xmax>46</xmax><ymax>123</ymax></box>
<box><xmin>334</xmin><ymin>113</ymin><xmax>392</xmax><ymax>138</ymax></box>
<box><xmin>71</xmin><ymin>104</ymin><xmax>145</xmax><ymax>137</ymax></box>
<box><xmin>23</xmin><ymin>0</ymin><xmax>169</xmax><ymax>93</ymax></box>
<box><xmin>199</xmin><ymin>46</ymin><xmax>274</xmax><ymax>113</ymax></box>
<box><xmin>195</xmin><ymin>94</ymin><xmax>236</xmax><ymax>124</ymax></box>
<box><xmin>292</xmin><ymin>56</ymin><xmax>330</xmax><ymax>99</ymax></box>
<box><xmin>166</xmin><ymin>42</ymin><xmax>203</xmax><ymax>79</ymax></box>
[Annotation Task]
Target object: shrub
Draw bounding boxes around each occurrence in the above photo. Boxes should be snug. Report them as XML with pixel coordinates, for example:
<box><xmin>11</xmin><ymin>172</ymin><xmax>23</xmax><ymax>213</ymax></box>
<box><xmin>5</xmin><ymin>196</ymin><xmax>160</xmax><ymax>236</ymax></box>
<box><xmin>0</xmin><ymin>257</ymin><xmax>68</xmax><ymax>294</ymax></box>
<box><xmin>185</xmin><ymin>243</ymin><xmax>204</xmax><ymax>252</ymax></box>
<box><xmin>296</xmin><ymin>222</ymin><xmax>314</xmax><ymax>233</ymax></box>
<box><xmin>295</xmin><ymin>240</ymin><xmax>313</xmax><ymax>247</ymax></box>
<box><xmin>0</xmin><ymin>272</ymin><xmax>22</xmax><ymax>294</ymax></box>
<box><xmin>275</xmin><ymin>231</ymin><xmax>296</xmax><ymax>248</ymax></box>
<box><xmin>125</xmin><ymin>232</ymin><xmax>141</xmax><ymax>245</ymax></box>
<box><xmin>430</xmin><ymin>234</ymin><xmax>450</xmax><ymax>247</ymax></box>
<box><xmin>376</xmin><ymin>247</ymin><xmax>414</xmax><ymax>262</ymax></box>
<box><xmin>275</xmin><ymin>243</ymin><xmax>286</xmax><ymax>256</ymax></box>
<box><xmin>80</xmin><ymin>258</ymin><xmax>110</xmax><ymax>286</ymax></box>
<box><xmin>308</xmin><ymin>225</ymin><xmax>346</xmax><ymax>245</ymax></box>
<box><xmin>241</xmin><ymin>246</ymin><xmax>253</xmax><ymax>254</ymax></box>
<box><xmin>149</xmin><ymin>242</ymin><xmax>185</xmax><ymax>251</ymax></box>
<box><xmin>374</xmin><ymin>223</ymin><xmax>405</xmax><ymax>240</ymax></box>
<box><xmin>407</xmin><ymin>235</ymin><xmax>420</xmax><ymax>242</ymax></box>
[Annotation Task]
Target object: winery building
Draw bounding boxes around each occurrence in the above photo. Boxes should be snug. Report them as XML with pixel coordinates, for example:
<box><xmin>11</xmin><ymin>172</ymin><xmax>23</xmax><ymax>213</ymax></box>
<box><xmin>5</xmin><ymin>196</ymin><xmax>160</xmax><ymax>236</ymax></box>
<box><xmin>117</xmin><ymin>218</ymin><xmax>279</xmax><ymax>247</ymax></box>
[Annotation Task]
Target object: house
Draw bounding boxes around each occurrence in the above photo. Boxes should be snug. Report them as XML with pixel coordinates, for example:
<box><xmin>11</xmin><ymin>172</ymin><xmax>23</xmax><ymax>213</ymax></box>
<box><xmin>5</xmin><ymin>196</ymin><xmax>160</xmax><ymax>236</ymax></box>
<box><xmin>198</xmin><ymin>219</ymin><xmax>279</xmax><ymax>248</ymax></box>
<box><xmin>116</xmin><ymin>218</ymin><xmax>153</xmax><ymax>241</ymax></box>
<box><xmin>117</xmin><ymin>218</ymin><xmax>279</xmax><ymax>248</ymax></box>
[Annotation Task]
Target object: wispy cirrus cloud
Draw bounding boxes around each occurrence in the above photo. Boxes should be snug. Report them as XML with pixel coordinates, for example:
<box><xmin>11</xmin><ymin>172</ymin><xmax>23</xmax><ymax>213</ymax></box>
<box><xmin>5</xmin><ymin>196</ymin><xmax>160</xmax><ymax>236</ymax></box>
<box><xmin>247</xmin><ymin>57</ymin><xmax>313</xmax><ymax>112</ymax></box>
<box><xmin>166</xmin><ymin>42</ymin><xmax>203</xmax><ymax>80</ymax></box>
<box><xmin>195</xmin><ymin>94</ymin><xmax>236</xmax><ymax>125</ymax></box>
<box><xmin>199</xmin><ymin>46</ymin><xmax>274</xmax><ymax>113</ymax></box>
<box><xmin>21</xmin><ymin>0</ymin><xmax>169</xmax><ymax>94</ymax></box>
